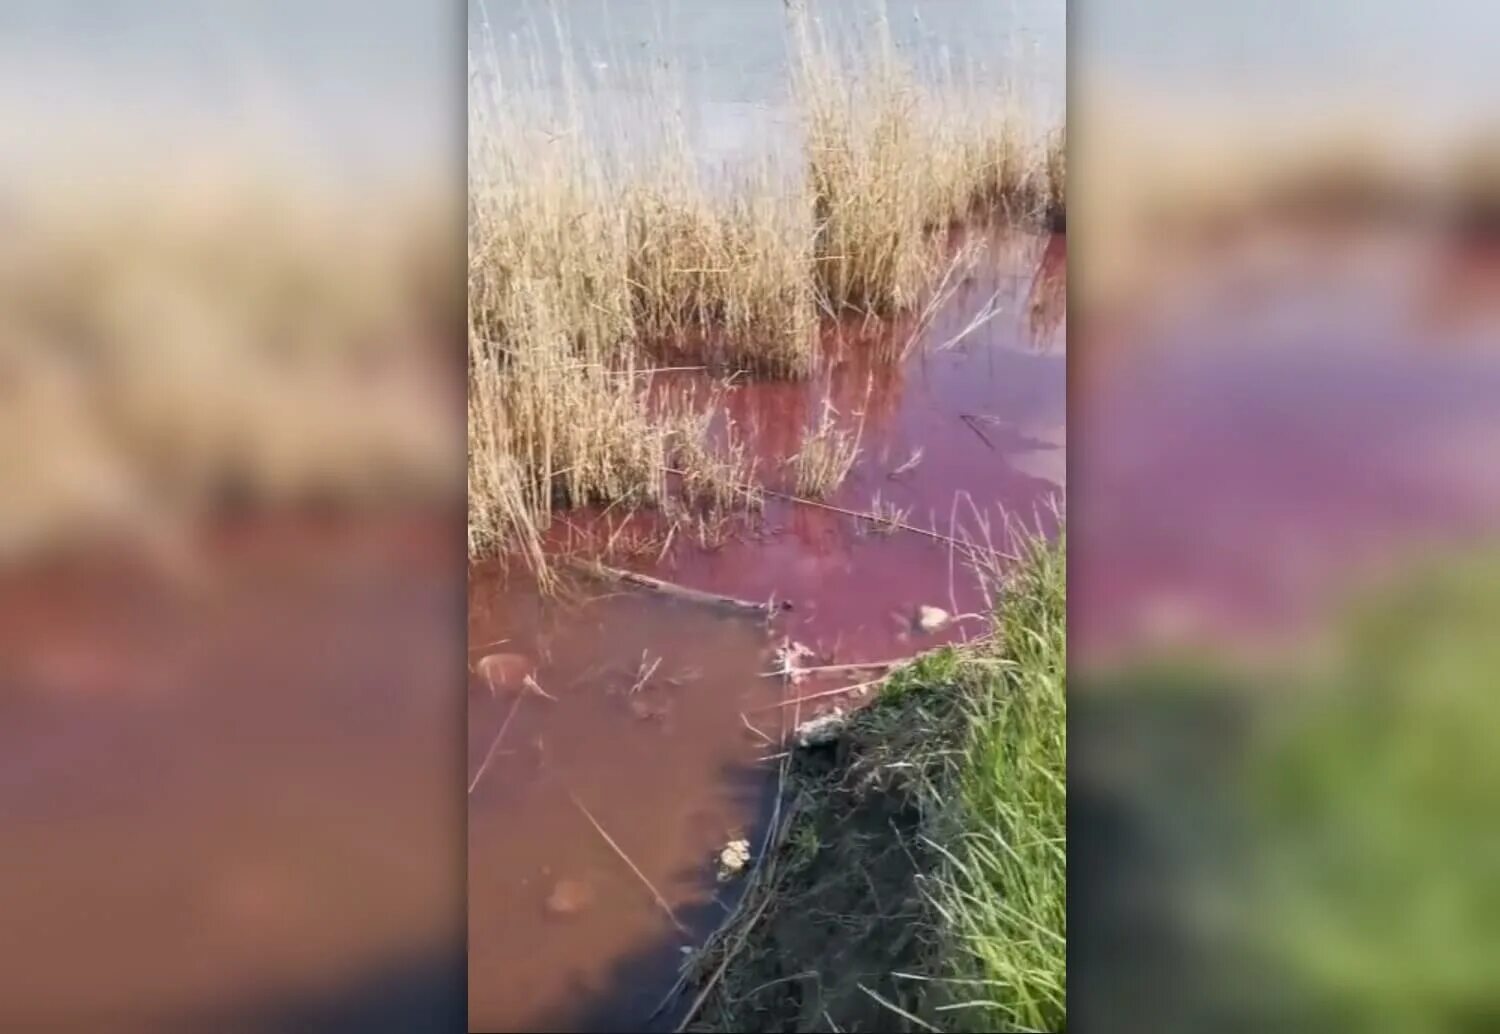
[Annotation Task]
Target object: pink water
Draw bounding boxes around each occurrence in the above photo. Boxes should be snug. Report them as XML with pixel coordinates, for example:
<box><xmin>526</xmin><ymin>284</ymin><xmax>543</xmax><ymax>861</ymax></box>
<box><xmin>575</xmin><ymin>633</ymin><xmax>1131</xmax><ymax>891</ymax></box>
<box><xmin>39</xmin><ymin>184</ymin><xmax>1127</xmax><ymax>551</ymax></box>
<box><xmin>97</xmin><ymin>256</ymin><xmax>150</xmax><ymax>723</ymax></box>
<box><xmin>468</xmin><ymin>231</ymin><xmax>1066</xmax><ymax>1031</ymax></box>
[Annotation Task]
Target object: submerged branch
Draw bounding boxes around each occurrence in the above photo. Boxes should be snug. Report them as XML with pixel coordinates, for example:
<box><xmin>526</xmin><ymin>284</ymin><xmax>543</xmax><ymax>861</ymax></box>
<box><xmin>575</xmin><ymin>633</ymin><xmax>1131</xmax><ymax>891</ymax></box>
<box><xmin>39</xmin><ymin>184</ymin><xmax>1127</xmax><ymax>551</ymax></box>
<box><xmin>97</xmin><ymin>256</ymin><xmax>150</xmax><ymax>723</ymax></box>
<box><xmin>569</xmin><ymin>790</ymin><xmax>690</xmax><ymax>936</ymax></box>
<box><xmin>569</xmin><ymin>558</ymin><xmax>782</xmax><ymax>616</ymax></box>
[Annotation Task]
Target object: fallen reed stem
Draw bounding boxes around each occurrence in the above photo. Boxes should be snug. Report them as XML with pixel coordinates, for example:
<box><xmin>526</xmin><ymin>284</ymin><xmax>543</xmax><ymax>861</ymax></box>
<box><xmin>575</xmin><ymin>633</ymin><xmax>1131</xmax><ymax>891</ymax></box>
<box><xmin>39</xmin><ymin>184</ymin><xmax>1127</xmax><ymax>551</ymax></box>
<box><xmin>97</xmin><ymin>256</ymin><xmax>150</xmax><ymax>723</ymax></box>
<box><xmin>521</xmin><ymin>674</ymin><xmax>558</xmax><ymax>702</ymax></box>
<box><xmin>570</xmin><ymin>557</ymin><xmax>780</xmax><ymax>615</ymax></box>
<box><xmin>959</xmin><ymin>413</ymin><xmax>996</xmax><ymax>451</ymax></box>
<box><xmin>627</xmin><ymin>654</ymin><xmax>663</xmax><ymax>696</ymax></box>
<box><xmin>664</xmin><ymin>466</ymin><xmax>981</xmax><ymax>552</ymax></box>
<box><xmin>674</xmin><ymin>889</ymin><xmax>777</xmax><ymax>1032</ymax></box>
<box><xmin>758</xmin><ymin>488</ymin><xmax>973</xmax><ymax>549</ymax></box>
<box><xmin>468</xmin><ymin>692</ymin><xmax>525</xmax><ymax>796</ymax></box>
<box><xmin>569</xmin><ymin>790</ymin><xmax>690</xmax><ymax>936</ymax></box>
<box><xmin>740</xmin><ymin>713</ymin><xmax>776</xmax><ymax>745</ymax></box>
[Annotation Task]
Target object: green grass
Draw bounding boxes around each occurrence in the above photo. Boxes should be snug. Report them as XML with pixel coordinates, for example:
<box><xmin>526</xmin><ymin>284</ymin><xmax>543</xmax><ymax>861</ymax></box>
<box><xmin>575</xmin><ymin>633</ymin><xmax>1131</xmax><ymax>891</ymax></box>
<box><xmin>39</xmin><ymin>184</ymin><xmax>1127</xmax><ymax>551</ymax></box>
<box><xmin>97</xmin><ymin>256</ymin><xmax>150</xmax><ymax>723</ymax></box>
<box><xmin>1247</xmin><ymin>548</ymin><xmax>1500</xmax><ymax>1034</ymax></box>
<box><xmin>685</xmin><ymin>529</ymin><xmax>1065</xmax><ymax>1032</ymax></box>
<box><xmin>1073</xmin><ymin>543</ymin><xmax>1500</xmax><ymax>1033</ymax></box>
<box><xmin>925</xmin><ymin>530</ymin><xmax>1066</xmax><ymax>1033</ymax></box>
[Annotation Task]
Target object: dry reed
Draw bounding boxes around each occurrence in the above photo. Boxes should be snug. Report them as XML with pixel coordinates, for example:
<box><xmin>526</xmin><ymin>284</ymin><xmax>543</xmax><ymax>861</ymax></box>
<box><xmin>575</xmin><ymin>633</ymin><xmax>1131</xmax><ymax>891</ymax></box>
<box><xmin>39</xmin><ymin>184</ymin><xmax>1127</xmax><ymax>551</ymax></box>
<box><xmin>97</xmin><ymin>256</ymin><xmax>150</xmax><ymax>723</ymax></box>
<box><xmin>1</xmin><ymin>171</ymin><xmax>451</xmax><ymax>564</ymax></box>
<box><xmin>797</xmin><ymin>22</ymin><xmax>941</xmax><ymax>315</ymax></box>
<box><xmin>467</xmin><ymin>7</ymin><xmax>1064</xmax><ymax>574</ymax></box>
<box><xmin>789</xmin><ymin>399</ymin><xmax>863</xmax><ymax>499</ymax></box>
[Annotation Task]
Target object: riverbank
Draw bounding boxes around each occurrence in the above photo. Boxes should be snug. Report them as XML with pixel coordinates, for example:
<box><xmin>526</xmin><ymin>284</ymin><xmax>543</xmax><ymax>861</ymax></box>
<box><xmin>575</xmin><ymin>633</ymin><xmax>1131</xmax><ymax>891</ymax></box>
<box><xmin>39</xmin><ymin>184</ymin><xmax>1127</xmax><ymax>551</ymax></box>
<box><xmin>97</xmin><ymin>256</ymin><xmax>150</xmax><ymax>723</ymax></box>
<box><xmin>677</xmin><ymin>529</ymin><xmax>1065</xmax><ymax>1033</ymax></box>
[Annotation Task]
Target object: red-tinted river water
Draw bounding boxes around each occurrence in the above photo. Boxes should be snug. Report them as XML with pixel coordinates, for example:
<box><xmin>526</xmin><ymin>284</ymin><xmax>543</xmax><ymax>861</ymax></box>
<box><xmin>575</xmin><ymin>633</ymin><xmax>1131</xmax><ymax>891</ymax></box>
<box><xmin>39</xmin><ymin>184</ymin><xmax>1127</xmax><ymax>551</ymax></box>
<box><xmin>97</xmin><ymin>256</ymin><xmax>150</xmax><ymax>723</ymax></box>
<box><xmin>0</xmin><ymin>513</ymin><xmax>464</xmax><ymax>1032</ymax></box>
<box><xmin>1072</xmin><ymin>227</ymin><xmax>1500</xmax><ymax>663</ymax></box>
<box><xmin>467</xmin><ymin>231</ymin><xmax>1065</xmax><ymax>1031</ymax></box>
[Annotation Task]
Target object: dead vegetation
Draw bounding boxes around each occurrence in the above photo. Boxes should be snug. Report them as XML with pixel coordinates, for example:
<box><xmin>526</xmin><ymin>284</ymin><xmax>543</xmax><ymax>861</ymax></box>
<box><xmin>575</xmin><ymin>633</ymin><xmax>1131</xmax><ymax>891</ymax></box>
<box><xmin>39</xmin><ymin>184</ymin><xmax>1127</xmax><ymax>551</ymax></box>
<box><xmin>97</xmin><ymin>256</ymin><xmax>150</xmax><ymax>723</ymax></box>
<box><xmin>468</xmin><ymin>7</ymin><xmax>1065</xmax><ymax>578</ymax></box>
<box><xmin>1071</xmin><ymin>103</ymin><xmax>1496</xmax><ymax>318</ymax></box>
<box><xmin>2</xmin><ymin>169</ymin><xmax>453</xmax><ymax>564</ymax></box>
<box><xmin>798</xmin><ymin>24</ymin><xmax>942</xmax><ymax>316</ymax></box>
<box><xmin>788</xmin><ymin>399</ymin><xmax>863</xmax><ymax>499</ymax></box>
<box><xmin>861</xmin><ymin>492</ymin><xmax>911</xmax><ymax>535</ymax></box>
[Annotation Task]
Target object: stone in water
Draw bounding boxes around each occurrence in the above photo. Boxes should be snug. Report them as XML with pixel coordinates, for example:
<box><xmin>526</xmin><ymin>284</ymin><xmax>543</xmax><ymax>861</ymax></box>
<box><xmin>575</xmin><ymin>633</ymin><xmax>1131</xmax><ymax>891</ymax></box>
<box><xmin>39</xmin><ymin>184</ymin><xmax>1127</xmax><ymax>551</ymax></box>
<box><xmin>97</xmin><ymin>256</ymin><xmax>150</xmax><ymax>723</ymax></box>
<box><xmin>915</xmin><ymin>606</ymin><xmax>950</xmax><ymax>633</ymax></box>
<box><xmin>716</xmin><ymin>839</ymin><xmax>751</xmax><ymax>882</ymax></box>
<box><xmin>545</xmin><ymin>878</ymin><xmax>595</xmax><ymax>916</ymax></box>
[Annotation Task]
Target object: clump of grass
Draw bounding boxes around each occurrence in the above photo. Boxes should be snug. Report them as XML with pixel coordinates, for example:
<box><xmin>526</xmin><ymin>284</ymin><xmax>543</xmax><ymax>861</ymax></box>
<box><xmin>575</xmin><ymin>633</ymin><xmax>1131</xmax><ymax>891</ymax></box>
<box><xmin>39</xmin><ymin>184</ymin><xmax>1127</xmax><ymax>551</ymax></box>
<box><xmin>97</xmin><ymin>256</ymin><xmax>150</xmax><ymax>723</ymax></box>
<box><xmin>467</xmin><ymin>287</ymin><xmax>667</xmax><ymax>559</ymax></box>
<box><xmin>660</xmin><ymin>385</ymin><xmax>762</xmax><ymax>516</ymax></box>
<box><xmin>924</xmin><ymin>98</ymin><xmax>1035</xmax><ymax>228</ymax></box>
<box><xmin>625</xmin><ymin>176</ymin><xmax>819</xmax><ymax>378</ymax></box>
<box><xmin>792</xmin><ymin>6</ymin><xmax>1062</xmax><ymax>317</ymax></box>
<box><xmin>948</xmin><ymin>110</ymin><xmax>1065</xmax><ymax>230</ymax></box>
<box><xmin>469</xmin><ymin>112</ymin><xmax>636</xmax><ymax>369</ymax></box>
<box><xmin>625</xmin><ymin>184</ymin><xmax>725</xmax><ymax>345</ymax></box>
<box><xmin>1042</xmin><ymin>127</ymin><xmax>1067</xmax><ymax>229</ymax></box>
<box><xmin>467</xmin><ymin>56</ymin><xmax>671</xmax><ymax>574</ymax></box>
<box><xmin>926</xmin><ymin>528</ymin><xmax>1066</xmax><ymax>1033</ymax></box>
<box><xmin>681</xmin><ymin>528</ymin><xmax>1066</xmax><ymax>1032</ymax></box>
<box><xmin>714</xmin><ymin>185</ymin><xmax>819</xmax><ymax>377</ymax></box>
<box><xmin>860</xmin><ymin>491</ymin><xmax>910</xmax><ymax>535</ymax></box>
<box><xmin>466</xmin><ymin>403</ymin><xmax>545</xmax><ymax>582</ymax></box>
<box><xmin>796</xmin><ymin>17</ymin><xmax>941</xmax><ymax>315</ymax></box>
<box><xmin>788</xmin><ymin>399</ymin><xmax>862</xmax><ymax>499</ymax></box>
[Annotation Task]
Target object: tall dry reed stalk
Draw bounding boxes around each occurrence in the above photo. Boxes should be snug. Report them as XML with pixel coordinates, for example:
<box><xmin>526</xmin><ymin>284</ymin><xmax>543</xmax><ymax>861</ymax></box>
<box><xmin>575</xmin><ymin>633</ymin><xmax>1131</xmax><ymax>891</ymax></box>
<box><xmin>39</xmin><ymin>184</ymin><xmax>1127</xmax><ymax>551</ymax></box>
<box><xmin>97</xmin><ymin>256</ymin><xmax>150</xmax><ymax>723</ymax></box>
<box><xmin>624</xmin><ymin>171</ymin><xmax>818</xmax><ymax>377</ymax></box>
<box><xmin>795</xmin><ymin>14</ymin><xmax>940</xmax><ymax>315</ymax></box>
<box><xmin>790</xmin><ymin>6</ymin><xmax>1063</xmax><ymax>313</ymax></box>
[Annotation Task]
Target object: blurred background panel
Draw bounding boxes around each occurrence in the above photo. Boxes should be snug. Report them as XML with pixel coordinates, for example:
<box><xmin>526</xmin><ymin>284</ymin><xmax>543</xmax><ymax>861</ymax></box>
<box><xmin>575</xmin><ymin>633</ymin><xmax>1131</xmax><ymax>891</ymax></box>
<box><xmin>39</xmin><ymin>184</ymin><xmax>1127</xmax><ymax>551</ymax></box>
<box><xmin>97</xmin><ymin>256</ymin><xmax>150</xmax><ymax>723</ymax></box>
<box><xmin>0</xmin><ymin>3</ymin><xmax>465</xmax><ymax>1032</ymax></box>
<box><xmin>1071</xmin><ymin>2</ymin><xmax>1500</xmax><ymax>1032</ymax></box>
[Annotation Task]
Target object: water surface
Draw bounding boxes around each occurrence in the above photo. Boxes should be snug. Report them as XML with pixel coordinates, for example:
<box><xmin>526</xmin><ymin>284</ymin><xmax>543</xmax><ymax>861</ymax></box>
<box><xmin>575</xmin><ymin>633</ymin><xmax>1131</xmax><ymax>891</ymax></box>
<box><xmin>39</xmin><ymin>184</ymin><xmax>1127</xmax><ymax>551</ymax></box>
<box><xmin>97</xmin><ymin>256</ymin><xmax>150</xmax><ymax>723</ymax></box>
<box><xmin>468</xmin><ymin>231</ymin><xmax>1065</xmax><ymax>1031</ymax></box>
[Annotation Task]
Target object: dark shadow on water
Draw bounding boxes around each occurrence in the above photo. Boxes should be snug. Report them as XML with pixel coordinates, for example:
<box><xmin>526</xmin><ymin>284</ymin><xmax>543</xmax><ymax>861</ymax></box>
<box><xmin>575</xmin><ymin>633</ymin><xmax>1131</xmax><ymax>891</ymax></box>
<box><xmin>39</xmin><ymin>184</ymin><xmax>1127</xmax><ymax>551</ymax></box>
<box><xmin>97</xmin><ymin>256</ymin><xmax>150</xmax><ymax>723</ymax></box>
<box><xmin>184</xmin><ymin>940</ymin><xmax>466</xmax><ymax>1034</ymax></box>
<box><xmin>1069</xmin><ymin>675</ymin><xmax>1261</xmax><ymax>1034</ymax></box>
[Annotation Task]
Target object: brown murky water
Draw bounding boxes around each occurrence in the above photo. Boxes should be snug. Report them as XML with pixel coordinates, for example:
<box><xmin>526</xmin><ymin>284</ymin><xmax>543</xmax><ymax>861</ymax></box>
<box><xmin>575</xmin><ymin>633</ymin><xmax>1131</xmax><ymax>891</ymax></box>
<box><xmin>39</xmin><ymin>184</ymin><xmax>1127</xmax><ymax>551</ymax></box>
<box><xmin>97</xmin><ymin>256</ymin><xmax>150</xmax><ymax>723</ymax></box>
<box><xmin>0</xmin><ymin>514</ymin><xmax>464</xmax><ymax>1032</ymax></box>
<box><xmin>468</xmin><ymin>231</ymin><xmax>1066</xmax><ymax>1032</ymax></box>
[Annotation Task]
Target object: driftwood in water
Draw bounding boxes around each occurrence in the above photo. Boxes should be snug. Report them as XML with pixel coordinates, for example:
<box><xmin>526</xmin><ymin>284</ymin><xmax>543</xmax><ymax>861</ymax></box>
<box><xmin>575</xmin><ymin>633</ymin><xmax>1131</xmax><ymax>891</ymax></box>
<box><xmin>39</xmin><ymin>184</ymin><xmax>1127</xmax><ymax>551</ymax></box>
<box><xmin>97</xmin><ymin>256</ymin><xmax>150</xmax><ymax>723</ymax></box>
<box><xmin>569</xmin><ymin>559</ymin><xmax>782</xmax><ymax>616</ymax></box>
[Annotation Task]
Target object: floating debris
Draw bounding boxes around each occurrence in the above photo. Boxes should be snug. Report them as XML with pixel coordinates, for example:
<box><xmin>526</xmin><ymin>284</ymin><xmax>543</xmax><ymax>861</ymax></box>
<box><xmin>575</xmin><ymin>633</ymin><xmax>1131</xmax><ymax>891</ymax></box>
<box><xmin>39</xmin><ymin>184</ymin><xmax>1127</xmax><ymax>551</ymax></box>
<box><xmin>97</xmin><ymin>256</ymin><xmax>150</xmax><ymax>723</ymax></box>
<box><xmin>770</xmin><ymin>639</ymin><xmax>816</xmax><ymax>683</ymax></box>
<box><xmin>915</xmin><ymin>605</ymin><xmax>951</xmax><ymax>633</ymax></box>
<box><xmin>545</xmin><ymin>878</ymin><xmax>595</xmax><ymax>917</ymax></box>
<box><xmin>716</xmin><ymin>839</ymin><xmax>752</xmax><ymax>882</ymax></box>
<box><xmin>475</xmin><ymin>652</ymin><xmax>534</xmax><ymax>694</ymax></box>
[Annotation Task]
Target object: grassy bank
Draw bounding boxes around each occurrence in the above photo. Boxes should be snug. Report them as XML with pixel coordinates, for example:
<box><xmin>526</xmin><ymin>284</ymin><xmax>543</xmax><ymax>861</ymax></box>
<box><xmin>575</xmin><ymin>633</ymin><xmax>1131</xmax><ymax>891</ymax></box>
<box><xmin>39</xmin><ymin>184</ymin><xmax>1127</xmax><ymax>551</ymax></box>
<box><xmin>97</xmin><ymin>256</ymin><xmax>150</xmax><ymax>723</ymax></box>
<box><xmin>1073</xmin><ymin>545</ymin><xmax>1500</xmax><ymax>1032</ymax></box>
<box><xmin>467</xmin><ymin>8</ymin><xmax>1064</xmax><ymax>573</ymax></box>
<box><xmin>681</xmin><ymin>530</ymin><xmax>1065</xmax><ymax>1033</ymax></box>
